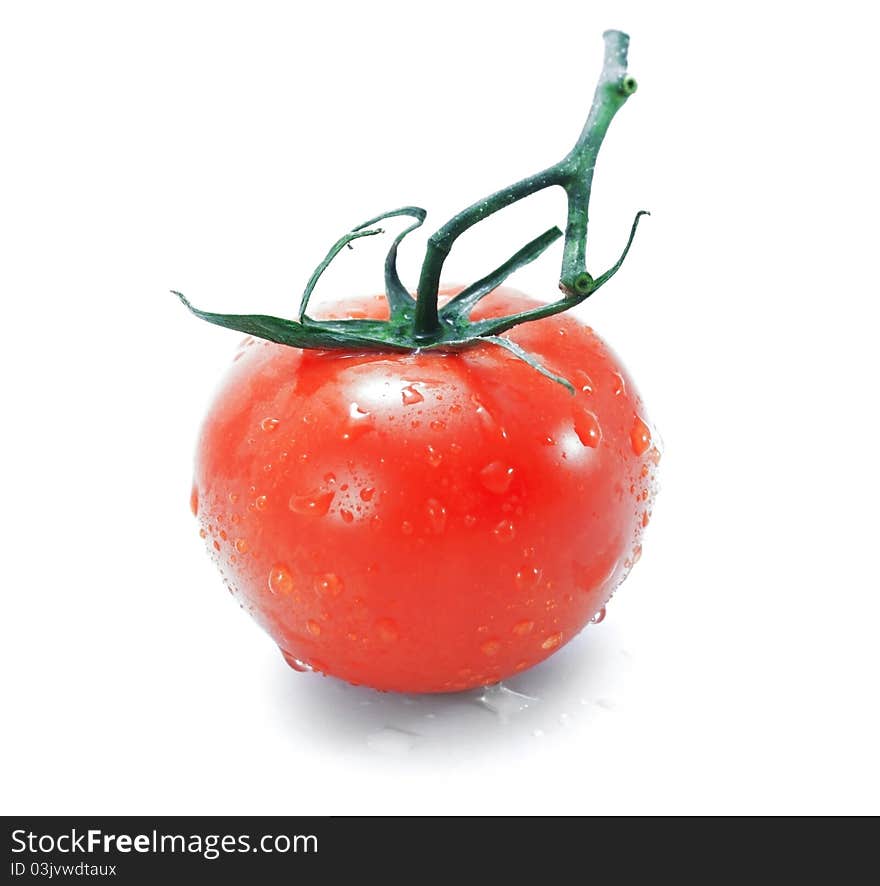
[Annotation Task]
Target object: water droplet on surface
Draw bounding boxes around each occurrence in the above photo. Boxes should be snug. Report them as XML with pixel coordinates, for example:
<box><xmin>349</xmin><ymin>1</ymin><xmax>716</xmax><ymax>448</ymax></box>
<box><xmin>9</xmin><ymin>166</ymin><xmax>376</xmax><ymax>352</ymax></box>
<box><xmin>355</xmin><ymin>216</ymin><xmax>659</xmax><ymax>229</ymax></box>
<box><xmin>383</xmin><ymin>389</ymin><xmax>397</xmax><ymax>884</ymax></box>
<box><xmin>612</xmin><ymin>372</ymin><xmax>627</xmax><ymax>396</ymax></box>
<box><xmin>477</xmin><ymin>683</ymin><xmax>537</xmax><ymax>722</ymax></box>
<box><xmin>480</xmin><ymin>461</ymin><xmax>515</xmax><ymax>494</ymax></box>
<box><xmin>493</xmin><ymin>519</ymin><xmax>516</xmax><ymax>543</ymax></box>
<box><xmin>642</xmin><ymin>511</ymin><xmax>651</xmax><ymax>528</ymax></box>
<box><xmin>268</xmin><ymin>564</ymin><xmax>294</xmax><ymax>595</ymax></box>
<box><xmin>401</xmin><ymin>520</ymin><xmax>413</xmax><ymax>535</ymax></box>
<box><xmin>306</xmin><ymin>619</ymin><xmax>322</xmax><ymax>636</ymax></box>
<box><xmin>574</xmin><ymin>409</ymin><xmax>601</xmax><ymax>448</ymax></box>
<box><xmin>255</xmin><ymin>495</ymin><xmax>268</xmax><ymax>511</ymax></box>
<box><xmin>425</xmin><ymin>445</ymin><xmax>443</xmax><ymax>467</ymax></box>
<box><xmin>541</xmin><ymin>632</ymin><xmax>563</xmax><ymax>650</ymax></box>
<box><xmin>590</xmin><ymin>606</ymin><xmax>606</xmax><ymax>625</ymax></box>
<box><xmin>198</xmin><ymin>528</ymin><xmax>207</xmax><ymax>539</ymax></box>
<box><xmin>430</xmin><ymin>419</ymin><xmax>447</xmax><ymax>431</ymax></box>
<box><xmin>340</xmin><ymin>508</ymin><xmax>354</xmax><ymax>524</ymax></box>
<box><xmin>515</xmin><ymin>566</ymin><xmax>541</xmax><ymax>590</ymax></box>
<box><xmin>315</xmin><ymin>573</ymin><xmax>344</xmax><ymax>596</ymax></box>
<box><xmin>512</xmin><ymin>620</ymin><xmax>535</xmax><ymax>636</ymax></box>
<box><xmin>189</xmin><ymin>486</ymin><xmax>199</xmax><ymax>516</ymax></box>
<box><xmin>464</xmin><ymin>514</ymin><xmax>477</xmax><ymax>528</ymax></box>
<box><xmin>401</xmin><ymin>384</ymin><xmax>424</xmax><ymax>406</ymax></box>
<box><xmin>260</xmin><ymin>417</ymin><xmax>279</xmax><ymax>432</ymax></box>
<box><xmin>234</xmin><ymin>538</ymin><xmax>249</xmax><ymax>554</ymax></box>
<box><xmin>630</xmin><ymin>416</ymin><xmax>652</xmax><ymax>456</ymax></box>
<box><xmin>366</xmin><ymin>727</ymin><xmax>418</xmax><ymax>754</ymax></box>
<box><xmin>480</xmin><ymin>639</ymin><xmax>502</xmax><ymax>657</ymax></box>
<box><xmin>360</xmin><ymin>487</ymin><xmax>375</xmax><ymax>502</ymax></box>
<box><xmin>425</xmin><ymin>498</ymin><xmax>447</xmax><ymax>533</ymax></box>
<box><xmin>376</xmin><ymin>618</ymin><xmax>399</xmax><ymax>642</ymax></box>
<box><xmin>289</xmin><ymin>490</ymin><xmax>335</xmax><ymax>517</ymax></box>
<box><xmin>213</xmin><ymin>540</ymin><xmax>221</xmax><ymax>551</ymax></box>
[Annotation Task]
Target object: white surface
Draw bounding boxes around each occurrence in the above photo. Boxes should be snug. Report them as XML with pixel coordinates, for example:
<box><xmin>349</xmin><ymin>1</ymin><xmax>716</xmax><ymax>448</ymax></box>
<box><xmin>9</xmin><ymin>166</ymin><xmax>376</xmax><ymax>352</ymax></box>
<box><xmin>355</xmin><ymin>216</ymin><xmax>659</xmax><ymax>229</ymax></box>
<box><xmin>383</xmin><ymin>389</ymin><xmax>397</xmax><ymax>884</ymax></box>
<box><xmin>1</xmin><ymin>0</ymin><xmax>878</xmax><ymax>815</ymax></box>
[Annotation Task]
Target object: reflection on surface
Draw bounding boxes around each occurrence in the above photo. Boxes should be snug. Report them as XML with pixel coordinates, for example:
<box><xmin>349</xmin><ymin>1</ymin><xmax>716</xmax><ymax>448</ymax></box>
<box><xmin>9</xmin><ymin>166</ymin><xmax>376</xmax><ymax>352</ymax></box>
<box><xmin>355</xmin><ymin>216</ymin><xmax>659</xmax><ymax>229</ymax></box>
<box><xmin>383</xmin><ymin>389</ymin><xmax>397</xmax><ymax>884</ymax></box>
<box><xmin>269</xmin><ymin>620</ymin><xmax>632</xmax><ymax>757</ymax></box>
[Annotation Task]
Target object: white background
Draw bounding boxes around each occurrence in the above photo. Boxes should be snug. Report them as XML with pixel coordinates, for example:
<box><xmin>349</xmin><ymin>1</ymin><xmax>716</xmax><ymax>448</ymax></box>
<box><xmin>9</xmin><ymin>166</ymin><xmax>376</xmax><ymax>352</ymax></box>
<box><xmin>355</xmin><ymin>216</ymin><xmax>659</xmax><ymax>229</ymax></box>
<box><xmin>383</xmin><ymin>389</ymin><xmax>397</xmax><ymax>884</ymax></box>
<box><xmin>2</xmin><ymin>0</ymin><xmax>878</xmax><ymax>814</ymax></box>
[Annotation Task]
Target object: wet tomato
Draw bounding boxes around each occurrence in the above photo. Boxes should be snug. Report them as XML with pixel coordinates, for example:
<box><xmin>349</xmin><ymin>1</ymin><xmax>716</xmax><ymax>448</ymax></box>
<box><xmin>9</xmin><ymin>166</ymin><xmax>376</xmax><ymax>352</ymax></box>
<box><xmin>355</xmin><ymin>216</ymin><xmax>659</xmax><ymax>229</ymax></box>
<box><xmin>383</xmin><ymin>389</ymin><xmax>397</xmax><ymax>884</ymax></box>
<box><xmin>191</xmin><ymin>288</ymin><xmax>659</xmax><ymax>692</ymax></box>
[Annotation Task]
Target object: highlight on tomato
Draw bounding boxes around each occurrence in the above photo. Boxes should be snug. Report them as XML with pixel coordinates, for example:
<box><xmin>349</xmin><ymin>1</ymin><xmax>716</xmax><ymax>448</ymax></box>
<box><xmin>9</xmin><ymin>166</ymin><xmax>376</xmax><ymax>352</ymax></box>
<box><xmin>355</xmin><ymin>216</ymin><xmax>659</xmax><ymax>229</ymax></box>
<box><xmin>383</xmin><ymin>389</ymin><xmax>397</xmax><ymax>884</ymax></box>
<box><xmin>177</xmin><ymin>30</ymin><xmax>660</xmax><ymax>693</ymax></box>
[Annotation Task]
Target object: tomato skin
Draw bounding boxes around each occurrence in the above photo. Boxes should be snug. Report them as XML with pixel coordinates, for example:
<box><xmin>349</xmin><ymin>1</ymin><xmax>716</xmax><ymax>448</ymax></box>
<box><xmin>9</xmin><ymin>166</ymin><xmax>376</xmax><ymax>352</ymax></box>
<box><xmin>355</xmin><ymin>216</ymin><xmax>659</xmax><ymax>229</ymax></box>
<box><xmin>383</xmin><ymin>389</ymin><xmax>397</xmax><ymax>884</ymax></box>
<box><xmin>192</xmin><ymin>287</ymin><xmax>659</xmax><ymax>693</ymax></box>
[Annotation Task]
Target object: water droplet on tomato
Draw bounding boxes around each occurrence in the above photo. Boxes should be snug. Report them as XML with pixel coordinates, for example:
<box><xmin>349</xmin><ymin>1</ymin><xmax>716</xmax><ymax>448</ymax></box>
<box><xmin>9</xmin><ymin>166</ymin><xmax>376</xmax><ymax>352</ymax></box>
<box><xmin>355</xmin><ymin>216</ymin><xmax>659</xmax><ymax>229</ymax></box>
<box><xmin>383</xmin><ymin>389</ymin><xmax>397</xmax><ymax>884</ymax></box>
<box><xmin>426</xmin><ymin>498</ymin><xmax>447</xmax><ymax>533</ymax></box>
<box><xmin>574</xmin><ymin>409</ymin><xmax>601</xmax><ymax>448</ymax></box>
<box><xmin>306</xmin><ymin>619</ymin><xmax>321</xmax><ymax>636</ymax></box>
<box><xmin>470</xmin><ymin>394</ymin><xmax>499</xmax><ymax>434</ymax></box>
<box><xmin>515</xmin><ymin>566</ymin><xmax>541</xmax><ymax>590</ymax></box>
<box><xmin>315</xmin><ymin>573</ymin><xmax>344</xmax><ymax>596</ymax></box>
<box><xmin>464</xmin><ymin>514</ymin><xmax>477</xmax><ymax>528</ymax></box>
<box><xmin>642</xmin><ymin>511</ymin><xmax>651</xmax><ymax>528</ymax></box>
<box><xmin>260</xmin><ymin>417</ymin><xmax>279</xmax><ymax>432</ymax></box>
<box><xmin>376</xmin><ymin>618</ymin><xmax>399</xmax><ymax>642</ymax></box>
<box><xmin>541</xmin><ymin>632</ymin><xmax>562</xmax><ymax>650</ymax></box>
<box><xmin>430</xmin><ymin>419</ymin><xmax>446</xmax><ymax>431</ymax></box>
<box><xmin>280</xmin><ymin>649</ymin><xmax>310</xmax><ymax>672</ymax></box>
<box><xmin>360</xmin><ymin>486</ymin><xmax>375</xmax><ymax>502</ymax></box>
<box><xmin>219</xmin><ymin>529</ymin><xmax>227</xmax><ymax>541</ymax></box>
<box><xmin>198</xmin><ymin>528</ymin><xmax>207</xmax><ymax>539</ymax></box>
<box><xmin>289</xmin><ymin>490</ymin><xmax>335</xmax><ymax>517</ymax></box>
<box><xmin>234</xmin><ymin>538</ymin><xmax>248</xmax><ymax>554</ymax></box>
<box><xmin>512</xmin><ymin>620</ymin><xmax>534</xmax><ymax>636</ymax></box>
<box><xmin>612</xmin><ymin>372</ymin><xmax>626</xmax><ymax>396</ymax></box>
<box><xmin>481</xmin><ymin>639</ymin><xmax>502</xmax><ymax>657</ymax></box>
<box><xmin>255</xmin><ymin>495</ymin><xmax>268</xmax><ymax>511</ymax></box>
<box><xmin>630</xmin><ymin>416</ymin><xmax>652</xmax><ymax>455</ymax></box>
<box><xmin>340</xmin><ymin>508</ymin><xmax>354</xmax><ymax>523</ymax></box>
<box><xmin>343</xmin><ymin>403</ymin><xmax>373</xmax><ymax>441</ymax></box>
<box><xmin>213</xmin><ymin>540</ymin><xmax>221</xmax><ymax>551</ymax></box>
<box><xmin>401</xmin><ymin>384</ymin><xmax>424</xmax><ymax>406</ymax></box>
<box><xmin>268</xmin><ymin>564</ymin><xmax>294</xmax><ymax>595</ymax></box>
<box><xmin>189</xmin><ymin>486</ymin><xmax>199</xmax><ymax>516</ymax></box>
<box><xmin>401</xmin><ymin>520</ymin><xmax>413</xmax><ymax>535</ymax></box>
<box><xmin>493</xmin><ymin>519</ymin><xmax>516</xmax><ymax>543</ymax></box>
<box><xmin>632</xmin><ymin>544</ymin><xmax>642</xmax><ymax>564</ymax></box>
<box><xmin>480</xmin><ymin>461</ymin><xmax>514</xmax><ymax>494</ymax></box>
<box><xmin>574</xmin><ymin>370</ymin><xmax>594</xmax><ymax>394</ymax></box>
<box><xmin>590</xmin><ymin>606</ymin><xmax>606</xmax><ymax>625</ymax></box>
<box><xmin>425</xmin><ymin>445</ymin><xmax>443</xmax><ymax>467</ymax></box>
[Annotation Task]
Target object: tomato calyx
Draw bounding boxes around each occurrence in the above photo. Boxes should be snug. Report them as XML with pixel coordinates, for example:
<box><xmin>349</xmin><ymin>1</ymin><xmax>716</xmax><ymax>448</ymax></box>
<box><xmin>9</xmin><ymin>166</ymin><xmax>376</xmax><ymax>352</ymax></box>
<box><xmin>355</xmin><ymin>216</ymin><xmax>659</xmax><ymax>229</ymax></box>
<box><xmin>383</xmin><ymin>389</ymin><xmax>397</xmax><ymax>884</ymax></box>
<box><xmin>174</xmin><ymin>29</ymin><xmax>648</xmax><ymax>392</ymax></box>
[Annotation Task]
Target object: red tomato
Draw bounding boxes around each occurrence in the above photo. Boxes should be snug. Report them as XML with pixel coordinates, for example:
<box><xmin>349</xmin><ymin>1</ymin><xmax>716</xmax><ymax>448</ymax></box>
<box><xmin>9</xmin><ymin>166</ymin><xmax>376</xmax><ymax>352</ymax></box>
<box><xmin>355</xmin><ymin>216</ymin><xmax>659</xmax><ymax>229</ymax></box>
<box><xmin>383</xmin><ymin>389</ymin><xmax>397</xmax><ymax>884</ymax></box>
<box><xmin>191</xmin><ymin>287</ymin><xmax>659</xmax><ymax>692</ymax></box>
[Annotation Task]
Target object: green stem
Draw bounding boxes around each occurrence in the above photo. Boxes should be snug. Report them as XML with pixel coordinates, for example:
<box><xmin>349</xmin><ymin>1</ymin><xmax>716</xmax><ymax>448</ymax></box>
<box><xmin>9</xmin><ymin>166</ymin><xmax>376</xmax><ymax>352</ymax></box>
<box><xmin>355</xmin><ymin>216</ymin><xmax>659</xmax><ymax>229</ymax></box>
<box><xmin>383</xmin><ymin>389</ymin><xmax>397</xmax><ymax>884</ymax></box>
<box><xmin>176</xmin><ymin>30</ymin><xmax>646</xmax><ymax>395</ymax></box>
<box><xmin>413</xmin><ymin>29</ymin><xmax>636</xmax><ymax>339</ymax></box>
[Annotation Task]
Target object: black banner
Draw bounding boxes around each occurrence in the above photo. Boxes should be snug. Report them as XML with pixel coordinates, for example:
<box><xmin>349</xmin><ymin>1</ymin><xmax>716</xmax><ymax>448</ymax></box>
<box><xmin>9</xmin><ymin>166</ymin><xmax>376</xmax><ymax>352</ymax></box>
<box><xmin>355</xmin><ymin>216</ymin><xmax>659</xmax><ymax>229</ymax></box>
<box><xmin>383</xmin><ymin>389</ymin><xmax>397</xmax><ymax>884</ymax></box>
<box><xmin>5</xmin><ymin>817</ymin><xmax>578</xmax><ymax>882</ymax></box>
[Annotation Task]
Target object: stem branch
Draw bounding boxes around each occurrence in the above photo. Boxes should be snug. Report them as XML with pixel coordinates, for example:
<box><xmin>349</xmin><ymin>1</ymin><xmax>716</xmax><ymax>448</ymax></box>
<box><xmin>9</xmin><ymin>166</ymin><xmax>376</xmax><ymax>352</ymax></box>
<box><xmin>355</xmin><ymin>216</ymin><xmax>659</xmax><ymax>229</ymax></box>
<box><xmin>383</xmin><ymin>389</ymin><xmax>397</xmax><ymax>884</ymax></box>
<box><xmin>413</xmin><ymin>29</ymin><xmax>637</xmax><ymax>339</ymax></box>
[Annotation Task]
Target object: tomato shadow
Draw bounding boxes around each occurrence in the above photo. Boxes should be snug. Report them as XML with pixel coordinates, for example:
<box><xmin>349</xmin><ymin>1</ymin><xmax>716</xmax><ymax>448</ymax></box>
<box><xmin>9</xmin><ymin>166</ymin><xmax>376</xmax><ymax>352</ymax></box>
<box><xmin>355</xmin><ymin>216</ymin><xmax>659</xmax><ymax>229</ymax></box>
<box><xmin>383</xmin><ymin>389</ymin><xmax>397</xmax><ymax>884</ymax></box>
<box><xmin>267</xmin><ymin>621</ymin><xmax>632</xmax><ymax>757</ymax></box>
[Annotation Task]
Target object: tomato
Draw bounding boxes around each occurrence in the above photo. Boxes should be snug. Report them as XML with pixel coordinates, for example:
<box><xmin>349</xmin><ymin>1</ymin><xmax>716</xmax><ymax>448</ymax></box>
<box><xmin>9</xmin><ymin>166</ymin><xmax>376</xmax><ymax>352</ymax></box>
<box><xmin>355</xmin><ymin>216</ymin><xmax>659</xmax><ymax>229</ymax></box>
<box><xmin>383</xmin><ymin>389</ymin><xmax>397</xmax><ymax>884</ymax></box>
<box><xmin>190</xmin><ymin>287</ymin><xmax>659</xmax><ymax>693</ymax></box>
